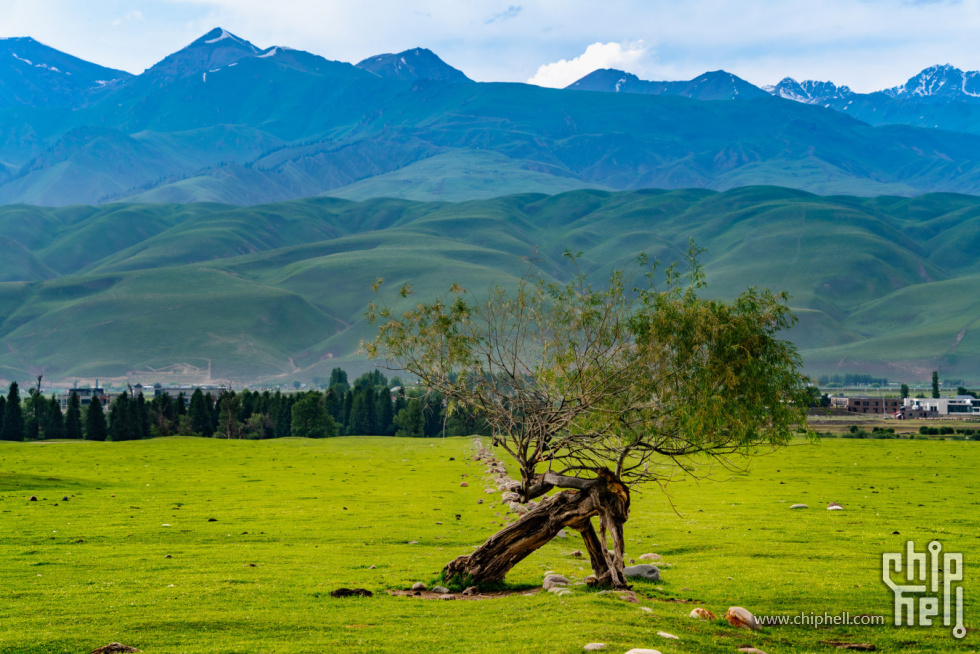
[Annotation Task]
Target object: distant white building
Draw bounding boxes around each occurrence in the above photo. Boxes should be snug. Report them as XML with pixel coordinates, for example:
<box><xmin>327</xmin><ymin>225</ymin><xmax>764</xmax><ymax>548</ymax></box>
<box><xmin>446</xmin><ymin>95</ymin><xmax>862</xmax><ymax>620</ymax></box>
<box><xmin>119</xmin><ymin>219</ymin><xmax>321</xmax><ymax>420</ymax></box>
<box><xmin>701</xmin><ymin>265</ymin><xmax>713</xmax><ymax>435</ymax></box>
<box><xmin>904</xmin><ymin>396</ymin><xmax>980</xmax><ymax>416</ymax></box>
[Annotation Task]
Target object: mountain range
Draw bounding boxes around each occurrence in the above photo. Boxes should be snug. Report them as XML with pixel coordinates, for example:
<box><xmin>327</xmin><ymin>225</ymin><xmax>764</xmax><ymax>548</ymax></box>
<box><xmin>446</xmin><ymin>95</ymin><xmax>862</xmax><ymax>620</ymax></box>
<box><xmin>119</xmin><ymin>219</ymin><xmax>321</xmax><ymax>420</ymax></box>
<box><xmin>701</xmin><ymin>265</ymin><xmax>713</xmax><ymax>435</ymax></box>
<box><xmin>0</xmin><ymin>187</ymin><xmax>977</xmax><ymax>384</ymax></box>
<box><xmin>6</xmin><ymin>29</ymin><xmax>980</xmax><ymax>205</ymax></box>
<box><xmin>571</xmin><ymin>64</ymin><xmax>980</xmax><ymax>136</ymax></box>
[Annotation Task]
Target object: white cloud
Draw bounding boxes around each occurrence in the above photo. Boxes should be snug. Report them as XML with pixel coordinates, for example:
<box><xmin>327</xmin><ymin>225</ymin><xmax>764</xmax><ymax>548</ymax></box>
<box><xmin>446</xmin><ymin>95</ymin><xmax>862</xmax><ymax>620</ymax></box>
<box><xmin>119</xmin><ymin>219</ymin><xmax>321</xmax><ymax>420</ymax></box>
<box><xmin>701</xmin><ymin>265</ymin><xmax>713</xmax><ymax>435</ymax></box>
<box><xmin>527</xmin><ymin>41</ymin><xmax>651</xmax><ymax>88</ymax></box>
<box><xmin>111</xmin><ymin>11</ymin><xmax>144</xmax><ymax>27</ymax></box>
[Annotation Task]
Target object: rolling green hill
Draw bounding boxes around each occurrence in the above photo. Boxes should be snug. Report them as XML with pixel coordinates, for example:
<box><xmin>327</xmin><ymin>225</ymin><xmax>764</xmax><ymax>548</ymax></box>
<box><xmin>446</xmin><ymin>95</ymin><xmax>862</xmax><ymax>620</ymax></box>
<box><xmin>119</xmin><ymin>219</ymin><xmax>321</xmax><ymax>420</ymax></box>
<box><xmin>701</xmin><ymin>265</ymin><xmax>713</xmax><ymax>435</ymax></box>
<box><xmin>0</xmin><ymin>187</ymin><xmax>978</xmax><ymax>384</ymax></box>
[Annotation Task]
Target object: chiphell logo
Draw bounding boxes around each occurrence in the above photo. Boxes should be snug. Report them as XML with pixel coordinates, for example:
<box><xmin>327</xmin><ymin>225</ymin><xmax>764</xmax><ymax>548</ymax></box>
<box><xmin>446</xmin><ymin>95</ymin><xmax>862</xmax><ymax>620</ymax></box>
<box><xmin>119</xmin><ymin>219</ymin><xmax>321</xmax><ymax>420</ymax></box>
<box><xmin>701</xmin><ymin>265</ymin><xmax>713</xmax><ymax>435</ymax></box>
<box><xmin>883</xmin><ymin>540</ymin><xmax>965</xmax><ymax>639</ymax></box>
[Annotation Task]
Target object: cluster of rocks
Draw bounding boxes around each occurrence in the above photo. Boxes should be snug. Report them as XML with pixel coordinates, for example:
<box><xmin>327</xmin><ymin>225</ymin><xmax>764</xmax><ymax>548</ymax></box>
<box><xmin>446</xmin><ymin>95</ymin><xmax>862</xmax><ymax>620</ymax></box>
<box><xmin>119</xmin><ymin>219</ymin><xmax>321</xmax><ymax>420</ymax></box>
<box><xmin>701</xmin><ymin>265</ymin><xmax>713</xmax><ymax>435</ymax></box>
<box><xmin>543</xmin><ymin>572</ymin><xmax>574</xmax><ymax>597</ymax></box>
<box><xmin>471</xmin><ymin>441</ymin><xmax>540</xmax><ymax>520</ymax></box>
<box><xmin>577</xmin><ymin>606</ymin><xmax>767</xmax><ymax>654</ymax></box>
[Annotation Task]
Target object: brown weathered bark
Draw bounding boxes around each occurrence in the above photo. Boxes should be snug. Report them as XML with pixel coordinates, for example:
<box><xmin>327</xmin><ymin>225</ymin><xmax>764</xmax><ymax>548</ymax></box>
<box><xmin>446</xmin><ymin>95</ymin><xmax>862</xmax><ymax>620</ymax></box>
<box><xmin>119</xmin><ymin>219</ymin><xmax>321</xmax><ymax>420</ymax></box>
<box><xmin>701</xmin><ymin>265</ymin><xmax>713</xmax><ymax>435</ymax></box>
<box><xmin>442</xmin><ymin>469</ymin><xmax>631</xmax><ymax>588</ymax></box>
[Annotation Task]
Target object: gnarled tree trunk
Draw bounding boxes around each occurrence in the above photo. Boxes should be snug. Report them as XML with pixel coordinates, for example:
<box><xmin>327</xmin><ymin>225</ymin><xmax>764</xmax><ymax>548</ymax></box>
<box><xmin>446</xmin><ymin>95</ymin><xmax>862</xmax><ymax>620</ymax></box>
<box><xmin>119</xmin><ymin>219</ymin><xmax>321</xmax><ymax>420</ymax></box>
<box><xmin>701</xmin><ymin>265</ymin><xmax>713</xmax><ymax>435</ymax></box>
<box><xmin>443</xmin><ymin>469</ymin><xmax>631</xmax><ymax>588</ymax></box>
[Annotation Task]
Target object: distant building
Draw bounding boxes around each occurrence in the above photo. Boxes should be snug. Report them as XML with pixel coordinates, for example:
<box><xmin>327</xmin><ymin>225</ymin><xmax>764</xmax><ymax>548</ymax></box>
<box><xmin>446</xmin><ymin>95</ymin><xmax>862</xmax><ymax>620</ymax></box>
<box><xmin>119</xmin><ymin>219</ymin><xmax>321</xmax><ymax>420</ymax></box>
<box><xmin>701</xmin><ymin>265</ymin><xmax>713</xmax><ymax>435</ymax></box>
<box><xmin>903</xmin><ymin>396</ymin><xmax>980</xmax><ymax>416</ymax></box>
<box><xmin>57</xmin><ymin>386</ymin><xmax>106</xmax><ymax>410</ymax></box>
<box><xmin>829</xmin><ymin>395</ymin><xmax>903</xmax><ymax>414</ymax></box>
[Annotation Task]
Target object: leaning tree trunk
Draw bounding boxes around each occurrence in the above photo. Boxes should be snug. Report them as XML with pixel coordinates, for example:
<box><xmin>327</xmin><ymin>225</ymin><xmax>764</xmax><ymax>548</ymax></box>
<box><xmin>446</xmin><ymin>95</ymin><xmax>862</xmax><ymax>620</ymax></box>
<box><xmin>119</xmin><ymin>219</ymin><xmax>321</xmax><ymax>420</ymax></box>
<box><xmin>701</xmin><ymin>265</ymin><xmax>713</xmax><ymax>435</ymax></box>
<box><xmin>442</xmin><ymin>469</ymin><xmax>631</xmax><ymax>588</ymax></box>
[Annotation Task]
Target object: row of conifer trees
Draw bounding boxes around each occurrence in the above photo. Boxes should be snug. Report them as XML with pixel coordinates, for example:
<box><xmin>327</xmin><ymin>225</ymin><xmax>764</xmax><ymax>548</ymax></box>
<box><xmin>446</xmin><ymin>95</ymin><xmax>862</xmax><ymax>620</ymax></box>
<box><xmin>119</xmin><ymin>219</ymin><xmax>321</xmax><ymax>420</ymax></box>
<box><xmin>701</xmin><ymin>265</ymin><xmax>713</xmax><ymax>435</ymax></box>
<box><xmin>0</xmin><ymin>368</ymin><xmax>490</xmax><ymax>441</ymax></box>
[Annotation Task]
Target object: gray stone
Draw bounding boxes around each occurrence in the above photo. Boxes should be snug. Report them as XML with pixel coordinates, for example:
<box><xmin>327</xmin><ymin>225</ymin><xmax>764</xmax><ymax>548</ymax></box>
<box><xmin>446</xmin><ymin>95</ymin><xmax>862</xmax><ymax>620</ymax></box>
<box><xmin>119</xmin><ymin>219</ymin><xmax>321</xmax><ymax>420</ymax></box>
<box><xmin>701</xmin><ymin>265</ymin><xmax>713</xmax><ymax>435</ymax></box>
<box><xmin>462</xmin><ymin>586</ymin><xmax>479</xmax><ymax>596</ymax></box>
<box><xmin>569</xmin><ymin>550</ymin><xmax>583</xmax><ymax>557</ymax></box>
<box><xmin>638</xmin><ymin>553</ymin><xmax>662</xmax><ymax>561</ymax></box>
<box><xmin>411</xmin><ymin>582</ymin><xmax>426</xmax><ymax>591</ymax></box>
<box><xmin>431</xmin><ymin>586</ymin><xmax>450</xmax><ymax>594</ymax></box>
<box><xmin>543</xmin><ymin>574</ymin><xmax>570</xmax><ymax>590</ymax></box>
<box><xmin>624</xmin><ymin>564</ymin><xmax>661</xmax><ymax>581</ymax></box>
<box><xmin>583</xmin><ymin>643</ymin><xmax>606</xmax><ymax>651</ymax></box>
<box><xmin>556</xmin><ymin>529</ymin><xmax>568</xmax><ymax>539</ymax></box>
<box><xmin>790</xmin><ymin>503</ymin><xmax>808</xmax><ymax>509</ymax></box>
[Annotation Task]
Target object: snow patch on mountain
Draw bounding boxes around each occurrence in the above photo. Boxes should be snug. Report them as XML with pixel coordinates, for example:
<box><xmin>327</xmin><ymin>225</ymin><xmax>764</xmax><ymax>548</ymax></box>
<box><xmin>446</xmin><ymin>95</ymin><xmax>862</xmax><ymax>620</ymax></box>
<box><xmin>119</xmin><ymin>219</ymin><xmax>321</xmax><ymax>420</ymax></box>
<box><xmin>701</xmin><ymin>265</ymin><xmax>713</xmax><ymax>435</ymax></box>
<box><xmin>205</xmin><ymin>29</ymin><xmax>234</xmax><ymax>44</ymax></box>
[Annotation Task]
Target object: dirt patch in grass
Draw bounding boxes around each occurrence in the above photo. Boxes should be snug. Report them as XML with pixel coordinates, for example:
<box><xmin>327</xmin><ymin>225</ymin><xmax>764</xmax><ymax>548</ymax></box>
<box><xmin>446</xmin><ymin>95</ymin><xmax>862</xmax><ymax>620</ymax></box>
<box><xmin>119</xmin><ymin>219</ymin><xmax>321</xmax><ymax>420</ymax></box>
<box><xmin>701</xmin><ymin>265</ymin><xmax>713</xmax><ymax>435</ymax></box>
<box><xmin>388</xmin><ymin>588</ymin><xmax>541</xmax><ymax>600</ymax></box>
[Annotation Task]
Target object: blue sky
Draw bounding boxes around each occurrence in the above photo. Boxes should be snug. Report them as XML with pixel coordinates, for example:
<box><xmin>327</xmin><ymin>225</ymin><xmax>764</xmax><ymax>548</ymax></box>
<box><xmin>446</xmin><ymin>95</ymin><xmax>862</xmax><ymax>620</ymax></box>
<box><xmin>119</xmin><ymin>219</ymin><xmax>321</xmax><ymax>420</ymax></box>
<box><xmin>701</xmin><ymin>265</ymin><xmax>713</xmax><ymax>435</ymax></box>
<box><xmin>4</xmin><ymin>0</ymin><xmax>980</xmax><ymax>90</ymax></box>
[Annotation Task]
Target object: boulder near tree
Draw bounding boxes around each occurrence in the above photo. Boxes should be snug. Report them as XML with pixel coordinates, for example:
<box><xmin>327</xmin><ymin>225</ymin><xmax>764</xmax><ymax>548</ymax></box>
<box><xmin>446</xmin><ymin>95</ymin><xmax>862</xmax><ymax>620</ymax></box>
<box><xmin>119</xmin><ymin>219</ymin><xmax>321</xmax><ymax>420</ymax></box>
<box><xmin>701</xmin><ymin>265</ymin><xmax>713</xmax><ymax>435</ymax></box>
<box><xmin>367</xmin><ymin>248</ymin><xmax>810</xmax><ymax>588</ymax></box>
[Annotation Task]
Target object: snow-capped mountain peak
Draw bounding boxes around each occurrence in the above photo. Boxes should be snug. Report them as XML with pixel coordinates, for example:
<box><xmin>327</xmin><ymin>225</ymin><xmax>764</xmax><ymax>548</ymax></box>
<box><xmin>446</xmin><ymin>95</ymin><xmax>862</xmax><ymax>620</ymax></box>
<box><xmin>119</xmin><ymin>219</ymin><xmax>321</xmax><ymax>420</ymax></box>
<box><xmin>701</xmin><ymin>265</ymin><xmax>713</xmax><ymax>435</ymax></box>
<box><xmin>885</xmin><ymin>63</ymin><xmax>980</xmax><ymax>100</ymax></box>
<box><xmin>764</xmin><ymin>77</ymin><xmax>852</xmax><ymax>104</ymax></box>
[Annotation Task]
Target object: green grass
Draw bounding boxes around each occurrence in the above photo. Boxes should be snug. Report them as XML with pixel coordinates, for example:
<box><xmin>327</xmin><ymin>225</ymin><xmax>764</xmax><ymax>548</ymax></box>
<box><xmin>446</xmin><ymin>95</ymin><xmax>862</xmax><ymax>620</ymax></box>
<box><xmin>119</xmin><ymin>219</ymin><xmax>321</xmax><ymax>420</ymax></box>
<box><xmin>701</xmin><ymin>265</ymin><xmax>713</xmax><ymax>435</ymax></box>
<box><xmin>0</xmin><ymin>436</ymin><xmax>976</xmax><ymax>653</ymax></box>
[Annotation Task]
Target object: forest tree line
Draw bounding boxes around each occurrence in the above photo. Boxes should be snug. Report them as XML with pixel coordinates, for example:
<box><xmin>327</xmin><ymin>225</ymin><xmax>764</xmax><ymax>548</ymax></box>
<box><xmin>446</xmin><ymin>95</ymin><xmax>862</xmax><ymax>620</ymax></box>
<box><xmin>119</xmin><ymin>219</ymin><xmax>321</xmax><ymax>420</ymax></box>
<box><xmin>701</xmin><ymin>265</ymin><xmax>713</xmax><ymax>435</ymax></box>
<box><xmin>0</xmin><ymin>368</ymin><xmax>490</xmax><ymax>442</ymax></box>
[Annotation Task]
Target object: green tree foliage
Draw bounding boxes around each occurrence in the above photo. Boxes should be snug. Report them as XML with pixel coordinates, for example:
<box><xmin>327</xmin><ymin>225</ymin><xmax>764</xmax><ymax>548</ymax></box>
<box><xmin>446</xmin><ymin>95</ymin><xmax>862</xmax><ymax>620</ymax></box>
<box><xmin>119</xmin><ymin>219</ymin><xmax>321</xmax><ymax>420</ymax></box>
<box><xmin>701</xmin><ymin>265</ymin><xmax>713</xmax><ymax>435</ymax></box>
<box><xmin>189</xmin><ymin>388</ymin><xmax>213</xmax><ymax>436</ymax></box>
<box><xmin>217</xmin><ymin>391</ymin><xmax>242</xmax><ymax>439</ymax></box>
<box><xmin>932</xmin><ymin>371</ymin><xmax>941</xmax><ymax>399</ymax></box>
<box><xmin>135</xmin><ymin>393</ymin><xmax>151</xmax><ymax>440</ymax></box>
<box><xmin>2</xmin><ymin>382</ymin><xmax>25</xmax><ymax>442</ymax></box>
<box><xmin>324</xmin><ymin>388</ymin><xmax>343</xmax><ymax>425</ymax></box>
<box><xmin>348</xmin><ymin>386</ymin><xmax>377</xmax><ymax>435</ymax></box>
<box><xmin>24</xmin><ymin>390</ymin><xmax>42</xmax><ymax>441</ymax></box>
<box><xmin>900</xmin><ymin>383</ymin><xmax>910</xmax><ymax>399</ymax></box>
<box><xmin>0</xmin><ymin>394</ymin><xmax>5</xmax><ymax>437</ymax></box>
<box><xmin>342</xmin><ymin>391</ymin><xmax>353</xmax><ymax>433</ymax></box>
<box><xmin>205</xmin><ymin>392</ymin><xmax>219</xmax><ymax>435</ymax></box>
<box><xmin>85</xmin><ymin>396</ymin><xmax>108</xmax><ymax>441</ymax></box>
<box><xmin>394</xmin><ymin>398</ymin><xmax>425</xmax><ymax>437</ymax></box>
<box><xmin>375</xmin><ymin>387</ymin><xmax>395</xmax><ymax>435</ymax></box>
<box><xmin>65</xmin><ymin>391</ymin><xmax>83</xmax><ymax>440</ymax></box>
<box><xmin>149</xmin><ymin>393</ymin><xmax>176</xmax><ymax>437</ymax></box>
<box><xmin>329</xmin><ymin>367</ymin><xmax>349</xmax><ymax>391</ymax></box>
<box><xmin>42</xmin><ymin>397</ymin><xmax>66</xmax><ymax>440</ymax></box>
<box><xmin>291</xmin><ymin>392</ymin><xmax>337</xmax><ymax>438</ymax></box>
<box><xmin>108</xmin><ymin>392</ymin><xmax>135</xmax><ymax>441</ymax></box>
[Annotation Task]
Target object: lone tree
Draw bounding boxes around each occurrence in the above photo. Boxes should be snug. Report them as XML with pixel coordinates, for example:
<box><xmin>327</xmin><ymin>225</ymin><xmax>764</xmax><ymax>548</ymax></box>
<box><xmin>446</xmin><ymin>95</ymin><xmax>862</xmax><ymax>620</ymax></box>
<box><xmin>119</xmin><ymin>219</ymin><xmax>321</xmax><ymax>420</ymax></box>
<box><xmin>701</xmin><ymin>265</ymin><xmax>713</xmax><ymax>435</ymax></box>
<box><xmin>367</xmin><ymin>250</ymin><xmax>810</xmax><ymax>588</ymax></box>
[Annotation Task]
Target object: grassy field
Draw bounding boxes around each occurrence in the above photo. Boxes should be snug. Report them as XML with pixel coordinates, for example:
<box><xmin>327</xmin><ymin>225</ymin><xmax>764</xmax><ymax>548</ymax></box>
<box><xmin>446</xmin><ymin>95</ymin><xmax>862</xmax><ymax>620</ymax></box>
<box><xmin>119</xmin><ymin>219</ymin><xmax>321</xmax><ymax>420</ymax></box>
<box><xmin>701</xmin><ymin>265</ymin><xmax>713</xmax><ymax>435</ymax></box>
<box><xmin>0</xmin><ymin>436</ymin><xmax>976</xmax><ymax>653</ymax></box>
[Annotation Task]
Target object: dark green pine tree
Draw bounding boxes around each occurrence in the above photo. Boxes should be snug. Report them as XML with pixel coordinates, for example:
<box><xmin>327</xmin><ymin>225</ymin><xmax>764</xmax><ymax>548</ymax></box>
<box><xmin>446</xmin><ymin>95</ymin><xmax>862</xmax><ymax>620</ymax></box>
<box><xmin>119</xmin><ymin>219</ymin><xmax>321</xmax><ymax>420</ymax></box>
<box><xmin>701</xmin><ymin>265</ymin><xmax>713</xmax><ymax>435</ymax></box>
<box><xmin>342</xmin><ymin>390</ymin><xmax>353</xmax><ymax>433</ymax></box>
<box><xmin>85</xmin><ymin>396</ymin><xmax>108</xmax><ymax>441</ymax></box>
<box><xmin>1</xmin><ymin>382</ymin><xmax>25</xmax><ymax>442</ymax></box>
<box><xmin>324</xmin><ymin>388</ymin><xmax>342</xmax><ymax>424</ymax></box>
<box><xmin>274</xmin><ymin>394</ymin><xmax>293</xmax><ymax>438</ymax></box>
<box><xmin>44</xmin><ymin>397</ymin><xmax>66</xmax><ymax>440</ymax></box>
<box><xmin>240</xmin><ymin>389</ymin><xmax>254</xmax><ymax>422</ymax></box>
<box><xmin>349</xmin><ymin>386</ymin><xmax>377</xmax><ymax>435</ymax></box>
<box><xmin>932</xmin><ymin>371</ymin><xmax>940</xmax><ymax>399</ymax></box>
<box><xmin>108</xmin><ymin>392</ymin><xmax>133</xmax><ymax>442</ymax></box>
<box><xmin>0</xmin><ymin>394</ymin><xmax>6</xmax><ymax>438</ymax></box>
<box><xmin>205</xmin><ymin>392</ymin><xmax>219</xmax><ymax>436</ymax></box>
<box><xmin>375</xmin><ymin>387</ymin><xmax>394</xmax><ymax>436</ymax></box>
<box><xmin>24</xmin><ymin>387</ymin><xmax>41</xmax><ymax>441</ymax></box>
<box><xmin>189</xmin><ymin>388</ymin><xmax>212</xmax><ymax>436</ymax></box>
<box><xmin>175</xmin><ymin>392</ymin><xmax>187</xmax><ymax>417</ymax></box>
<box><xmin>136</xmin><ymin>393</ymin><xmax>151</xmax><ymax>440</ymax></box>
<box><xmin>65</xmin><ymin>391</ymin><xmax>83</xmax><ymax>440</ymax></box>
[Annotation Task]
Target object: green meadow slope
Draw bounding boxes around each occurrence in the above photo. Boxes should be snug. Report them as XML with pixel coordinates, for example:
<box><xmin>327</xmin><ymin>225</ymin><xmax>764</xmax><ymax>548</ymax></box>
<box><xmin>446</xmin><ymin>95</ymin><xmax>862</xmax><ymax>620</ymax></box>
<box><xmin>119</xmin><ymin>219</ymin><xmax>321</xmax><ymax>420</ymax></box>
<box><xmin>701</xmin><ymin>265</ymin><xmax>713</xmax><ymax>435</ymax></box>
<box><xmin>0</xmin><ymin>187</ymin><xmax>978</xmax><ymax>383</ymax></box>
